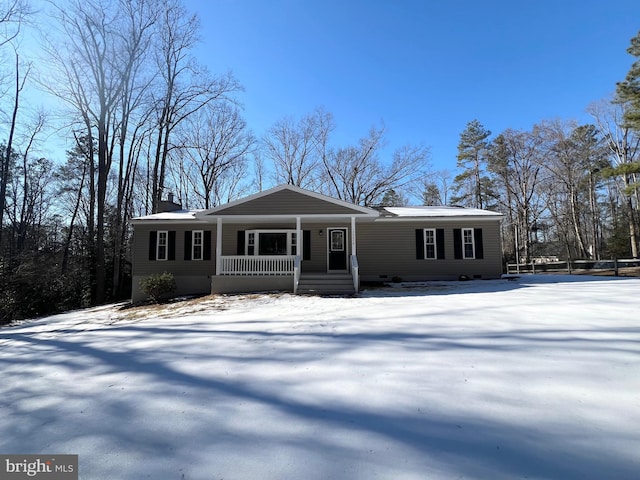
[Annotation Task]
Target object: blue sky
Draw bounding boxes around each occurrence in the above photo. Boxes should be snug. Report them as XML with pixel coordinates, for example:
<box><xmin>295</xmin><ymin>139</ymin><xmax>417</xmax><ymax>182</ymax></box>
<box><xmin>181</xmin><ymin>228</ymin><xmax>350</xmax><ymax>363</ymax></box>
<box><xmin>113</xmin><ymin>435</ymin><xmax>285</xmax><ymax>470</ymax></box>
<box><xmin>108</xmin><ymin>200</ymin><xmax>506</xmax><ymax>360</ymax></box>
<box><xmin>184</xmin><ymin>0</ymin><xmax>640</xmax><ymax>172</ymax></box>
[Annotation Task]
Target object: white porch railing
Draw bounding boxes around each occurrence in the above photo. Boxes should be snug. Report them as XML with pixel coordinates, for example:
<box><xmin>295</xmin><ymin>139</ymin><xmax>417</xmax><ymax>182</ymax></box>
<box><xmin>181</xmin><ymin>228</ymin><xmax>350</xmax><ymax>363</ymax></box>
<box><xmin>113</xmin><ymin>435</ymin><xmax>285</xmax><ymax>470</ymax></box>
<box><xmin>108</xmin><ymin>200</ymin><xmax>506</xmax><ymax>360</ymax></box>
<box><xmin>219</xmin><ymin>255</ymin><xmax>296</xmax><ymax>275</ymax></box>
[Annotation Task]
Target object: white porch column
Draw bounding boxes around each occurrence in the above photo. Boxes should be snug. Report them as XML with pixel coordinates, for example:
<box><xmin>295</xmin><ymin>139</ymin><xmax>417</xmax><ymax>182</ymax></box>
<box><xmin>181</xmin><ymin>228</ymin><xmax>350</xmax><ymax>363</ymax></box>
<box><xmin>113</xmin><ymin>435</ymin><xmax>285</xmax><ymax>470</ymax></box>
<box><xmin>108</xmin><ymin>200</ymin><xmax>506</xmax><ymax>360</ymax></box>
<box><xmin>296</xmin><ymin>216</ymin><xmax>302</xmax><ymax>258</ymax></box>
<box><xmin>351</xmin><ymin>216</ymin><xmax>356</xmax><ymax>256</ymax></box>
<box><xmin>215</xmin><ymin>217</ymin><xmax>222</xmax><ymax>275</ymax></box>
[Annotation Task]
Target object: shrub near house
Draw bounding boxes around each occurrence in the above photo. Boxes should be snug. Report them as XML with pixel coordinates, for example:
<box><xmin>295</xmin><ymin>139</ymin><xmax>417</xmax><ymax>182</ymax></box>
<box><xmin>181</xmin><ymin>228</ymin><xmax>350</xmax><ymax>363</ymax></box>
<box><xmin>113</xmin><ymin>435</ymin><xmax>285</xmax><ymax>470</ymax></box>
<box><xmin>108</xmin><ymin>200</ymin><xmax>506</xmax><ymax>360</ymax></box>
<box><xmin>139</xmin><ymin>272</ymin><xmax>176</xmax><ymax>303</ymax></box>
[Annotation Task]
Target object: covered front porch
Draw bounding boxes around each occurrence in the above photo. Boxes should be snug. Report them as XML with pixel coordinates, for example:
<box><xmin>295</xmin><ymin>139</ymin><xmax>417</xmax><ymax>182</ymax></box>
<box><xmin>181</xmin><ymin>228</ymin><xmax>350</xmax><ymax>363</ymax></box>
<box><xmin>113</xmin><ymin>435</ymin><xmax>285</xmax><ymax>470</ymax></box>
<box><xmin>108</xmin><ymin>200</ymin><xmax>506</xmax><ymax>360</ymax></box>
<box><xmin>211</xmin><ymin>216</ymin><xmax>360</xmax><ymax>294</ymax></box>
<box><xmin>192</xmin><ymin>184</ymin><xmax>380</xmax><ymax>295</ymax></box>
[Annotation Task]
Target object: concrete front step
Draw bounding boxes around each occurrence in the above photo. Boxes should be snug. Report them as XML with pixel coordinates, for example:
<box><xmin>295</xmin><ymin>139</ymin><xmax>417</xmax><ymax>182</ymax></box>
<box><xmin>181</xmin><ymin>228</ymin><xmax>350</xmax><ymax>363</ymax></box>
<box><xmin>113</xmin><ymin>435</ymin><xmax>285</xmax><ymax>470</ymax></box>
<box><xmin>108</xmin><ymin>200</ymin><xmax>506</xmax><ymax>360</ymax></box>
<box><xmin>297</xmin><ymin>273</ymin><xmax>356</xmax><ymax>295</ymax></box>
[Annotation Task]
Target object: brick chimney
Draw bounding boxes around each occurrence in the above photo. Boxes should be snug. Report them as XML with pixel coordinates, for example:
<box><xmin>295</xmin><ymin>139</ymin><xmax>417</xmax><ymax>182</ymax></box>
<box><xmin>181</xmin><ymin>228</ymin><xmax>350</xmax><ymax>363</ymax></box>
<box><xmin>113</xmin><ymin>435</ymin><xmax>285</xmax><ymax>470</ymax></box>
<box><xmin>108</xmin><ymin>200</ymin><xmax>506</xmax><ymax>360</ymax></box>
<box><xmin>157</xmin><ymin>193</ymin><xmax>182</xmax><ymax>213</ymax></box>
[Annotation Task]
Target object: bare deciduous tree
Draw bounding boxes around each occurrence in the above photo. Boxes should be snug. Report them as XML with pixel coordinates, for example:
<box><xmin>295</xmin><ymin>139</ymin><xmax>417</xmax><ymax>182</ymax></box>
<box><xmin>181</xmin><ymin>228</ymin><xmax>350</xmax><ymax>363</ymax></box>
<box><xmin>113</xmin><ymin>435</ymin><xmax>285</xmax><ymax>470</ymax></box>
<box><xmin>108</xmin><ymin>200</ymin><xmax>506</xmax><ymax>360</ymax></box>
<box><xmin>536</xmin><ymin>120</ymin><xmax>608</xmax><ymax>259</ymax></box>
<box><xmin>420</xmin><ymin>169</ymin><xmax>453</xmax><ymax>206</ymax></box>
<box><xmin>176</xmin><ymin>103</ymin><xmax>254</xmax><ymax>208</ymax></box>
<box><xmin>0</xmin><ymin>0</ymin><xmax>30</xmax><ymax>49</ymax></box>
<box><xmin>150</xmin><ymin>0</ymin><xmax>240</xmax><ymax>213</ymax></box>
<box><xmin>0</xmin><ymin>52</ymin><xmax>29</xmax><ymax>248</ymax></box>
<box><xmin>264</xmin><ymin>108</ymin><xmax>332</xmax><ymax>189</ymax></box>
<box><xmin>487</xmin><ymin>128</ymin><xmax>546</xmax><ymax>262</ymax></box>
<box><xmin>322</xmin><ymin>125</ymin><xmax>429</xmax><ymax>206</ymax></box>
<box><xmin>44</xmin><ymin>0</ymin><xmax>159</xmax><ymax>302</ymax></box>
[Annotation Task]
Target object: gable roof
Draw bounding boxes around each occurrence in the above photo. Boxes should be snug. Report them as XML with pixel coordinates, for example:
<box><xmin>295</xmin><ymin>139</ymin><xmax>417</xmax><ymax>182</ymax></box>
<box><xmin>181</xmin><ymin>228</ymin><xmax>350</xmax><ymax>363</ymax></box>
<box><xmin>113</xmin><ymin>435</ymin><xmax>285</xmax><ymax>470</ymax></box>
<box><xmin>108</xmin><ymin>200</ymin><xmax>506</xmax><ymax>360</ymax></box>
<box><xmin>197</xmin><ymin>184</ymin><xmax>379</xmax><ymax>219</ymax></box>
<box><xmin>130</xmin><ymin>186</ymin><xmax>503</xmax><ymax>224</ymax></box>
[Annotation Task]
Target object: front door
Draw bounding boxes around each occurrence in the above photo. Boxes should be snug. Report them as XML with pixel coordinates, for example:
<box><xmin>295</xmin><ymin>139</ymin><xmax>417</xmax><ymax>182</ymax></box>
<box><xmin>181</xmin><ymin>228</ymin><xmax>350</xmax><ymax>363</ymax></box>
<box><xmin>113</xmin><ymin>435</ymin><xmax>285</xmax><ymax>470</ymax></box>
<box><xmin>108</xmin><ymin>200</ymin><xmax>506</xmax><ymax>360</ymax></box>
<box><xmin>328</xmin><ymin>228</ymin><xmax>348</xmax><ymax>271</ymax></box>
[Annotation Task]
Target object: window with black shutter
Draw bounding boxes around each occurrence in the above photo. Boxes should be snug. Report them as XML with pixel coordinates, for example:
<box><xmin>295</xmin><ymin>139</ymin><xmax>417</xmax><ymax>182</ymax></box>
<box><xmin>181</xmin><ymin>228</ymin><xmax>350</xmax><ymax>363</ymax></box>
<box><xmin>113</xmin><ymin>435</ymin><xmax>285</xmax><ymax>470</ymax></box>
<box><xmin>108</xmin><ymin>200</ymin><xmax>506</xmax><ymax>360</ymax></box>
<box><xmin>149</xmin><ymin>231</ymin><xmax>157</xmax><ymax>260</ymax></box>
<box><xmin>167</xmin><ymin>231</ymin><xmax>176</xmax><ymax>260</ymax></box>
<box><xmin>203</xmin><ymin>231</ymin><xmax>212</xmax><ymax>260</ymax></box>
<box><xmin>149</xmin><ymin>230</ymin><xmax>175</xmax><ymax>261</ymax></box>
<box><xmin>416</xmin><ymin>228</ymin><xmax>445</xmax><ymax>260</ymax></box>
<box><xmin>184</xmin><ymin>231</ymin><xmax>192</xmax><ymax>261</ymax></box>
<box><xmin>192</xmin><ymin>230</ymin><xmax>203</xmax><ymax>260</ymax></box>
<box><xmin>303</xmin><ymin>230</ymin><xmax>311</xmax><ymax>261</ymax></box>
<box><xmin>454</xmin><ymin>228</ymin><xmax>462</xmax><ymax>259</ymax></box>
<box><xmin>454</xmin><ymin>228</ymin><xmax>483</xmax><ymax>259</ymax></box>
<box><xmin>436</xmin><ymin>228</ymin><xmax>445</xmax><ymax>259</ymax></box>
<box><xmin>157</xmin><ymin>231</ymin><xmax>168</xmax><ymax>261</ymax></box>
<box><xmin>474</xmin><ymin>228</ymin><xmax>484</xmax><ymax>259</ymax></box>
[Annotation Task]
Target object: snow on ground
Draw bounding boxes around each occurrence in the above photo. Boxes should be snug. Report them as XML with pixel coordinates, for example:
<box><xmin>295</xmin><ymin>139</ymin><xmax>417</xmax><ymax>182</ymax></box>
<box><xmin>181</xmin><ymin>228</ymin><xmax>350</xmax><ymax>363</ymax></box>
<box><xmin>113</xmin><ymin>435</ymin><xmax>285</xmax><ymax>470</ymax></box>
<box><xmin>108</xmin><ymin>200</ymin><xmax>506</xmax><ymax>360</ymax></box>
<box><xmin>1</xmin><ymin>275</ymin><xmax>639</xmax><ymax>479</ymax></box>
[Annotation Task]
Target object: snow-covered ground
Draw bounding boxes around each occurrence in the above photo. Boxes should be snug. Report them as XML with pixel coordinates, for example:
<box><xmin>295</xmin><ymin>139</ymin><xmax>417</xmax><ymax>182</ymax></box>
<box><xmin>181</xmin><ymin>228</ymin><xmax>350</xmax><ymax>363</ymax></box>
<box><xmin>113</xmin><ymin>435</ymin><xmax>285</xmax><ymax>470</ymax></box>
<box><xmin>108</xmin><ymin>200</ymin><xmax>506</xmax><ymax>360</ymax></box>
<box><xmin>1</xmin><ymin>275</ymin><xmax>639</xmax><ymax>479</ymax></box>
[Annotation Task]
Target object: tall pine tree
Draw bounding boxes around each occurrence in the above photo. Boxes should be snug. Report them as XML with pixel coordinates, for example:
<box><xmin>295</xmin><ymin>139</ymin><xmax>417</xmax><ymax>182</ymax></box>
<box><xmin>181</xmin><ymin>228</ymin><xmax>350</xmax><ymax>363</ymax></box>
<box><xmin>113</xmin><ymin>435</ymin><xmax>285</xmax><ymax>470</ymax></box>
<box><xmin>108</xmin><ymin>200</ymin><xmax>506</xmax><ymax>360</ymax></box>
<box><xmin>452</xmin><ymin>119</ymin><xmax>493</xmax><ymax>208</ymax></box>
<box><xmin>616</xmin><ymin>31</ymin><xmax>640</xmax><ymax>130</ymax></box>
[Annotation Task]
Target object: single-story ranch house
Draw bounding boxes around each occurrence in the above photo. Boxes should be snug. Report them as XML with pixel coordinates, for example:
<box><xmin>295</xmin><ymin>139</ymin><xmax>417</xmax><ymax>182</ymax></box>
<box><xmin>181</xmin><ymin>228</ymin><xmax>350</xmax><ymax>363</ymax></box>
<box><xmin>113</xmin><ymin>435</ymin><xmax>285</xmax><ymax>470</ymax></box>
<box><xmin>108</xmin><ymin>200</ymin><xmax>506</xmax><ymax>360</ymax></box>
<box><xmin>130</xmin><ymin>184</ymin><xmax>503</xmax><ymax>302</ymax></box>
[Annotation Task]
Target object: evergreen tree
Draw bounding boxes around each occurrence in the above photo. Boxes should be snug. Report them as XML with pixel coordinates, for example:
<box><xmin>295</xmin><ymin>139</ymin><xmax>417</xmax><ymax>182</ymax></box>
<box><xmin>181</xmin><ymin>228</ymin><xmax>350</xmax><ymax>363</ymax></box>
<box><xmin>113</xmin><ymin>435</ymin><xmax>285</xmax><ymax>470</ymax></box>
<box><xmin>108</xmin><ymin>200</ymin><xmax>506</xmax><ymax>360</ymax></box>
<box><xmin>380</xmin><ymin>189</ymin><xmax>406</xmax><ymax>206</ymax></box>
<box><xmin>422</xmin><ymin>183</ymin><xmax>441</xmax><ymax>206</ymax></box>
<box><xmin>616</xmin><ymin>31</ymin><xmax>640</xmax><ymax>130</ymax></box>
<box><xmin>452</xmin><ymin>119</ymin><xmax>493</xmax><ymax>208</ymax></box>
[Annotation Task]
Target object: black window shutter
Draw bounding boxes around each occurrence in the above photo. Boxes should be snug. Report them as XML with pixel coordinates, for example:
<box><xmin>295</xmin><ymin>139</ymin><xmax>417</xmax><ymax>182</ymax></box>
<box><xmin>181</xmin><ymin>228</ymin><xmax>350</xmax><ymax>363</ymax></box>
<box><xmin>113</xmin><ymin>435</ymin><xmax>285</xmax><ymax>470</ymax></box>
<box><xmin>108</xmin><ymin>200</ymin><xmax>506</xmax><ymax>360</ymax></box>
<box><xmin>237</xmin><ymin>230</ymin><xmax>245</xmax><ymax>255</ymax></box>
<box><xmin>453</xmin><ymin>228</ymin><xmax>462</xmax><ymax>259</ymax></box>
<box><xmin>474</xmin><ymin>228</ymin><xmax>484</xmax><ymax>259</ymax></box>
<box><xmin>415</xmin><ymin>229</ymin><xmax>425</xmax><ymax>259</ymax></box>
<box><xmin>149</xmin><ymin>231</ymin><xmax>157</xmax><ymax>261</ymax></box>
<box><xmin>436</xmin><ymin>228</ymin><xmax>445</xmax><ymax>259</ymax></box>
<box><xmin>184</xmin><ymin>231</ymin><xmax>192</xmax><ymax>260</ymax></box>
<box><xmin>168</xmin><ymin>231</ymin><xmax>176</xmax><ymax>260</ymax></box>
<box><xmin>303</xmin><ymin>230</ymin><xmax>311</xmax><ymax>261</ymax></box>
<box><xmin>204</xmin><ymin>231</ymin><xmax>212</xmax><ymax>260</ymax></box>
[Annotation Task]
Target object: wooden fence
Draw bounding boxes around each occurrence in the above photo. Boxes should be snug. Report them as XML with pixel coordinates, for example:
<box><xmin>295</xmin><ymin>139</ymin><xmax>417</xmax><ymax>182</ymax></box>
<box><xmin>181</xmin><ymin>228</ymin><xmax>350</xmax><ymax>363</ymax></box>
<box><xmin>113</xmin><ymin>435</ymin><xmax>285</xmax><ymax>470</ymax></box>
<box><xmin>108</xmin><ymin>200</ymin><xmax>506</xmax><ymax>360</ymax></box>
<box><xmin>506</xmin><ymin>259</ymin><xmax>640</xmax><ymax>276</ymax></box>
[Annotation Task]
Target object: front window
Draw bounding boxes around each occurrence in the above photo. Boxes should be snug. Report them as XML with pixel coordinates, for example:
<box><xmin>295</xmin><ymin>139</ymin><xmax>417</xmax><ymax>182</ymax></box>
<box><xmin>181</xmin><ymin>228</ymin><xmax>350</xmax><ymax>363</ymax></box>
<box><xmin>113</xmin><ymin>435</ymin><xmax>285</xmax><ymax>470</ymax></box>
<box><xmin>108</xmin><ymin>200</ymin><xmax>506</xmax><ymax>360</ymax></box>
<box><xmin>157</xmin><ymin>231</ymin><xmax>168</xmax><ymax>261</ymax></box>
<box><xmin>247</xmin><ymin>232</ymin><xmax>255</xmax><ymax>255</ymax></box>
<box><xmin>192</xmin><ymin>230</ymin><xmax>203</xmax><ymax>261</ymax></box>
<box><xmin>245</xmin><ymin>230</ymin><xmax>297</xmax><ymax>256</ymax></box>
<box><xmin>463</xmin><ymin>228</ymin><xmax>475</xmax><ymax>259</ymax></box>
<box><xmin>258</xmin><ymin>232</ymin><xmax>288</xmax><ymax>255</ymax></box>
<box><xmin>424</xmin><ymin>228</ymin><xmax>436</xmax><ymax>259</ymax></box>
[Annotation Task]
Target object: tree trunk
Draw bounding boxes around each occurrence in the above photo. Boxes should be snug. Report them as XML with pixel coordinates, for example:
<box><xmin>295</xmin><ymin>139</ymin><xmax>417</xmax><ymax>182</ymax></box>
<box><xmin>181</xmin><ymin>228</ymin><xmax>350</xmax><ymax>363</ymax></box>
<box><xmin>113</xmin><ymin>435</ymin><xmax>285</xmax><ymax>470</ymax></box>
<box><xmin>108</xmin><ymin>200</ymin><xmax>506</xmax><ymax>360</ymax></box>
<box><xmin>61</xmin><ymin>163</ymin><xmax>86</xmax><ymax>273</ymax></box>
<box><xmin>0</xmin><ymin>54</ymin><xmax>21</xmax><ymax>250</ymax></box>
<box><xmin>622</xmin><ymin>174</ymin><xmax>639</xmax><ymax>258</ymax></box>
<box><xmin>588</xmin><ymin>173</ymin><xmax>600</xmax><ymax>260</ymax></box>
<box><xmin>474</xmin><ymin>155</ymin><xmax>482</xmax><ymax>209</ymax></box>
<box><xmin>569</xmin><ymin>186</ymin><xmax>588</xmax><ymax>258</ymax></box>
<box><xmin>95</xmin><ymin>112</ymin><xmax>109</xmax><ymax>304</ymax></box>
<box><xmin>152</xmin><ymin>109</ymin><xmax>168</xmax><ymax>214</ymax></box>
<box><xmin>627</xmin><ymin>197</ymin><xmax>639</xmax><ymax>258</ymax></box>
